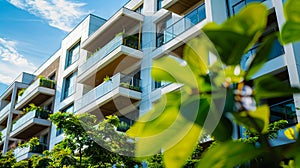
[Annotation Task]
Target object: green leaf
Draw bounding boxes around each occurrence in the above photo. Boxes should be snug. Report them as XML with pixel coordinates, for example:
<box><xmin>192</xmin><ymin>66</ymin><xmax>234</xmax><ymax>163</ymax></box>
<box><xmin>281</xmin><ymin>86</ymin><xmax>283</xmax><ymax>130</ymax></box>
<box><xmin>152</xmin><ymin>56</ymin><xmax>198</xmax><ymax>88</ymax></box>
<box><xmin>294</xmin><ymin>152</ymin><xmax>300</xmax><ymax>168</ymax></box>
<box><xmin>284</xmin><ymin>127</ymin><xmax>296</xmax><ymax>140</ymax></box>
<box><xmin>180</xmin><ymin>96</ymin><xmax>210</xmax><ymax>127</ymax></box>
<box><xmin>202</xmin><ymin>3</ymin><xmax>268</xmax><ymax>65</ymax></box>
<box><xmin>218</xmin><ymin>66</ymin><xmax>245</xmax><ymax>84</ymax></box>
<box><xmin>281</xmin><ymin>22</ymin><xmax>300</xmax><ymax>44</ymax></box>
<box><xmin>127</xmin><ymin>92</ymin><xmax>180</xmax><ymax>137</ymax></box>
<box><xmin>132</xmin><ymin>111</ymin><xmax>200</xmax><ymax>158</ymax></box>
<box><xmin>211</xmin><ymin>116</ymin><xmax>233</xmax><ymax>142</ymax></box>
<box><xmin>233</xmin><ymin>105</ymin><xmax>270</xmax><ymax>133</ymax></box>
<box><xmin>197</xmin><ymin>141</ymin><xmax>263</xmax><ymax>168</ymax></box>
<box><xmin>281</xmin><ymin>0</ymin><xmax>300</xmax><ymax>44</ymax></box>
<box><xmin>245</xmin><ymin>33</ymin><xmax>278</xmax><ymax>80</ymax></box>
<box><xmin>254</xmin><ymin>75</ymin><xmax>300</xmax><ymax>100</ymax></box>
<box><xmin>127</xmin><ymin>91</ymin><xmax>204</xmax><ymax>167</ymax></box>
<box><xmin>164</xmin><ymin>124</ymin><xmax>202</xmax><ymax>168</ymax></box>
<box><xmin>183</xmin><ymin>36</ymin><xmax>212</xmax><ymax>76</ymax></box>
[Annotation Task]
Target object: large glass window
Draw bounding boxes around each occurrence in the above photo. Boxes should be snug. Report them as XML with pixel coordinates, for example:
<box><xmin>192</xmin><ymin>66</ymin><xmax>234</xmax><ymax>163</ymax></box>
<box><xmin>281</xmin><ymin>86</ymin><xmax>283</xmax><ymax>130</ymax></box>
<box><xmin>156</xmin><ymin>16</ymin><xmax>172</xmax><ymax>47</ymax></box>
<box><xmin>56</xmin><ymin>103</ymin><xmax>74</xmax><ymax>136</ymax></box>
<box><xmin>269</xmin><ymin>98</ymin><xmax>297</xmax><ymax>126</ymax></box>
<box><xmin>61</xmin><ymin>72</ymin><xmax>76</xmax><ymax>100</ymax></box>
<box><xmin>65</xmin><ymin>42</ymin><xmax>80</xmax><ymax>68</ymax></box>
<box><xmin>152</xmin><ymin>80</ymin><xmax>171</xmax><ymax>90</ymax></box>
<box><xmin>63</xmin><ymin>104</ymin><xmax>74</xmax><ymax>113</ymax></box>
<box><xmin>135</xmin><ymin>4</ymin><xmax>143</xmax><ymax>13</ymax></box>
<box><xmin>227</xmin><ymin>0</ymin><xmax>266</xmax><ymax>16</ymax></box>
<box><xmin>263</xmin><ymin>71</ymin><xmax>297</xmax><ymax>126</ymax></box>
<box><xmin>241</xmin><ymin>10</ymin><xmax>284</xmax><ymax>69</ymax></box>
<box><xmin>157</xmin><ymin>0</ymin><xmax>163</xmax><ymax>11</ymax></box>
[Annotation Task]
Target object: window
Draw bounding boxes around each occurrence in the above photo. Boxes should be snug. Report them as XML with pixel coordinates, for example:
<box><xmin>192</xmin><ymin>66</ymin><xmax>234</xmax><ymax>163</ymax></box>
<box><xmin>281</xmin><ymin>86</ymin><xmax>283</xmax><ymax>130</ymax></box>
<box><xmin>40</xmin><ymin>133</ymin><xmax>48</xmax><ymax>144</ymax></box>
<box><xmin>61</xmin><ymin>72</ymin><xmax>76</xmax><ymax>100</ymax></box>
<box><xmin>241</xmin><ymin>10</ymin><xmax>284</xmax><ymax>69</ymax></box>
<box><xmin>269</xmin><ymin>98</ymin><xmax>297</xmax><ymax>126</ymax></box>
<box><xmin>49</xmin><ymin>73</ymin><xmax>56</xmax><ymax>81</ymax></box>
<box><xmin>45</xmin><ymin>103</ymin><xmax>52</xmax><ymax>111</ymax></box>
<box><xmin>156</xmin><ymin>16</ymin><xmax>172</xmax><ymax>47</ymax></box>
<box><xmin>56</xmin><ymin>103</ymin><xmax>74</xmax><ymax>136</ymax></box>
<box><xmin>117</xmin><ymin>116</ymin><xmax>134</xmax><ymax>132</ymax></box>
<box><xmin>56</xmin><ymin>128</ymin><xmax>64</xmax><ymax>136</ymax></box>
<box><xmin>65</xmin><ymin>41</ymin><xmax>80</xmax><ymax>68</ymax></box>
<box><xmin>157</xmin><ymin>0</ymin><xmax>163</xmax><ymax>11</ymax></box>
<box><xmin>62</xmin><ymin>103</ymin><xmax>74</xmax><ymax>113</ymax></box>
<box><xmin>226</xmin><ymin>0</ymin><xmax>266</xmax><ymax>16</ymax></box>
<box><xmin>135</xmin><ymin>4</ymin><xmax>143</xmax><ymax>13</ymax></box>
<box><xmin>152</xmin><ymin>80</ymin><xmax>171</xmax><ymax>90</ymax></box>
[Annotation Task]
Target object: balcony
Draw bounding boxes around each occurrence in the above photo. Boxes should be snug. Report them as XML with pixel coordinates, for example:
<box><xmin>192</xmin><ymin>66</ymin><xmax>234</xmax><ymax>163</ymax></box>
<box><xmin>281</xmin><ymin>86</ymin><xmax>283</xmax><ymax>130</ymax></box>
<box><xmin>162</xmin><ymin>0</ymin><xmax>204</xmax><ymax>15</ymax></box>
<box><xmin>77</xmin><ymin>34</ymin><xmax>143</xmax><ymax>86</ymax></box>
<box><xmin>157</xmin><ymin>3</ymin><xmax>206</xmax><ymax>47</ymax></box>
<box><xmin>241</xmin><ymin>39</ymin><xmax>285</xmax><ymax>70</ymax></box>
<box><xmin>0</xmin><ymin>102</ymin><xmax>11</xmax><ymax>126</ymax></box>
<box><xmin>75</xmin><ymin>73</ymin><xmax>141</xmax><ymax>117</ymax></box>
<box><xmin>82</xmin><ymin>7</ymin><xmax>143</xmax><ymax>52</ymax></box>
<box><xmin>15</xmin><ymin>78</ymin><xmax>55</xmax><ymax>110</ymax></box>
<box><xmin>270</xmin><ymin>99</ymin><xmax>297</xmax><ymax>127</ymax></box>
<box><xmin>10</xmin><ymin>110</ymin><xmax>51</xmax><ymax>139</ymax></box>
<box><xmin>14</xmin><ymin>144</ymin><xmax>47</xmax><ymax>162</ymax></box>
<box><xmin>229</xmin><ymin>0</ymin><xmax>267</xmax><ymax>15</ymax></box>
<box><xmin>0</xmin><ymin>128</ymin><xmax>7</xmax><ymax>144</ymax></box>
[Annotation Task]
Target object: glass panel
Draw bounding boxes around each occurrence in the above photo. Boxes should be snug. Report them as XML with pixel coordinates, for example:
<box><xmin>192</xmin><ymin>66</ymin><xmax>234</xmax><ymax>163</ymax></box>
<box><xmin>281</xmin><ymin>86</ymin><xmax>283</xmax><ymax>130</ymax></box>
<box><xmin>157</xmin><ymin>3</ymin><xmax>206</xmax><ymax>47</ymax></box>
<box><xmin>268</xmin><ymin>39</ymin><xmax>285</xmax><ymax>60</ymax></box>
<box><xmin>157</xmin><ymin>0</ymin><xmax>163</xmax><ymax>11</ymax></box>
<box><xmin>62</xmin><ymin>73</ymin><xmax>76</xmax><ymax>100</ymax></box>
<box><xmin>65</xmin><ymin>42</ymin><xmax>80</xmax><ymax>68</ymax></box>
<box><xmin>270</xmin><ymin>99</ymin><xmax>297</xmax><ymax>126</ymax></box>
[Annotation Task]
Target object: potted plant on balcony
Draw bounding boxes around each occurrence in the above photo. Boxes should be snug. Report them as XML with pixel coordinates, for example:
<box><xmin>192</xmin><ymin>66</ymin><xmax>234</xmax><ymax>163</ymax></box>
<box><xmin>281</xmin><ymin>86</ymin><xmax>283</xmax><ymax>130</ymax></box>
<box><xmin>103</xmin><ymin>75</ymin><xmax>111</xmax><ymax>83</ymax></box>
<box><xmin>18</xmin><ymin>88</ymin><xmax>26</xmax><ymax>97</ymax></box>
<box><xmin>22</xmin><ymin>103</ymin><xmax>49</xmax><ymax>119</ymax></box>
<box><xmin>22</xmin><ymin>103</ymin><xmax>40</xmax><ymax>115</ymax></box>
<box><xmin>120</xmin><ymin>82</ymin><xmax>141</xmax><ymax>91</ymax></box>
<box><xmin>39</xmin><ymin>75</ymin><xmax>55</xmax><ymax>89</ymax></box>
<box><xmin>18</xmin><ymin>137</ymin><xmax>41</xmax><ymax>152</ymax></box>
<box><xmin>124</xmin><ymin>35</ymin><xmax>139</xmax><ymax>49</ymax></box>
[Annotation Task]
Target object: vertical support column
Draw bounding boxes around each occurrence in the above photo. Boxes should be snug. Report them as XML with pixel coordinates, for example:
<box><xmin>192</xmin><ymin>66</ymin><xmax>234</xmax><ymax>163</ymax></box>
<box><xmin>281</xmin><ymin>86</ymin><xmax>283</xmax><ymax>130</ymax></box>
<box><xmin>140</xmin><ymin>0</ymin><xmax>156</xmax><ymax>116</ymax></box>
<box><xmin>3</xmin><ymin>84</ymin><xmax>18</xmax><ymax>154</ymax></box>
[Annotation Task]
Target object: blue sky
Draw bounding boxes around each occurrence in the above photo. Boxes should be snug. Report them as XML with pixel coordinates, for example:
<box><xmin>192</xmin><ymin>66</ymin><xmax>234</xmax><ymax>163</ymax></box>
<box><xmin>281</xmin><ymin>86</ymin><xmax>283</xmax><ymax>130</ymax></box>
<box><xmin>0</xmin><ymin>0</ymin><xmax>129</xmax><ymax>95</ymax></box>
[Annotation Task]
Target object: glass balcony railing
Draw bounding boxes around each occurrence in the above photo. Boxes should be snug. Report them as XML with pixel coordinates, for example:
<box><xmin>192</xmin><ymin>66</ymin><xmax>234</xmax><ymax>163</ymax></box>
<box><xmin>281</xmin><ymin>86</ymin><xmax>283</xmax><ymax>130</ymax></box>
<box><xmin>14</xmin><ymin>144</ymin><xmax>47</xmax><ymax>159</ymax></box>
<box><xmin>17</xmin><ymin>78</ymin><xmax>55</xmax><ymax>104</ymax></box>
<box><xmin>11</xmin><ymin>110</ymin><xmax>49</xmax><ymax>133</ymax></box>
<box><xmin>157</xmin><ymin>3</ymin><xmax>206</xmax><ymax>47</ymax></box>
<box><xmin>75</xmin><ymin>73</ymin><xmax>141</xmax><ymax>112</ymax></box>
<box><xmin>241</xmin><ymin>39</ymin><xmax>285</xmax><ymax>70</ymax></box>
<box><xmin>1</xmin><ymin>128</ymin><xmax>7</xmax><ymax>141</ymax></box>
<box><xmin>270</xmin><ymin>99</ymin><xmax>297</xmax><ymax>126</ymax></box>
<box><xmin>78</xmin><ymin>34</ymin><xmax>140</xmax><ymax>76</ymax></box>
<box><xmin>231</xmin><ymin>0</ymin><xmax>266</xmax><ymax>15</ymax></box>
<box><xmin>0</xmin><ymin>102</ymin><xmax>11</xmax><ymax>120</ymax></box>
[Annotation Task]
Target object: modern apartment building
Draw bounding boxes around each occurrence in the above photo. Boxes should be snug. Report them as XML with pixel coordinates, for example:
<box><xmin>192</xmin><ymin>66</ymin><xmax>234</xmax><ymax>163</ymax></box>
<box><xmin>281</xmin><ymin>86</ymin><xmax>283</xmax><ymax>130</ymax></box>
<box><xmin>0</xmin><ymin>0</ymin><xmax>299</xmax><ymax>161</ymax></box>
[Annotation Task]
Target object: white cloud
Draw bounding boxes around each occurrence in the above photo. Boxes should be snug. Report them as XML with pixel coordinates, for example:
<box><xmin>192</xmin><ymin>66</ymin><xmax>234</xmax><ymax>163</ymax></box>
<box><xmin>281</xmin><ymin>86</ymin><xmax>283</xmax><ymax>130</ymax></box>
<box><xmin>0</xmin><ymin>38</ymin><xmax>37</xmax><ymax>85</ymax></box>
<box><xmin>7</xmin><ymin>0</ymin><xmax>88</xmax><ymax>32</ymax></box>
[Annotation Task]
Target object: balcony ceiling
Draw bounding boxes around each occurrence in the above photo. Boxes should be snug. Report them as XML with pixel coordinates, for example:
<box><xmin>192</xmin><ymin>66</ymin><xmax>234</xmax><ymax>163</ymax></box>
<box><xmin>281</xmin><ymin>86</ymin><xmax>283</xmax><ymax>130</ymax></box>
<box><xmin>11</xmin><ymin>124</ymin><xmax>49</xmax><ymax>139</ymax></box>
<box><xmin>90</xmin><ymin>96</ymin><xmax>140</xmax><ymax>119</ymax></box>
<box><xmin>163</xmin><ymin>0</ymin><xmax>204</xmax><ymax>15</ymax></box>
<box><xmin>82</xmin><ymin>8</ymin><xmax>143</xmax><ymax>52</ymax></box>
<box><xmin>81</xmin><ymin>53</ymin><xmax>141</xmax><ymax>86</ymax></box>
<box><xmin>16</xmin><ymin>94</ymin><xmax>53</xmax><ymax>110</ymax></box>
